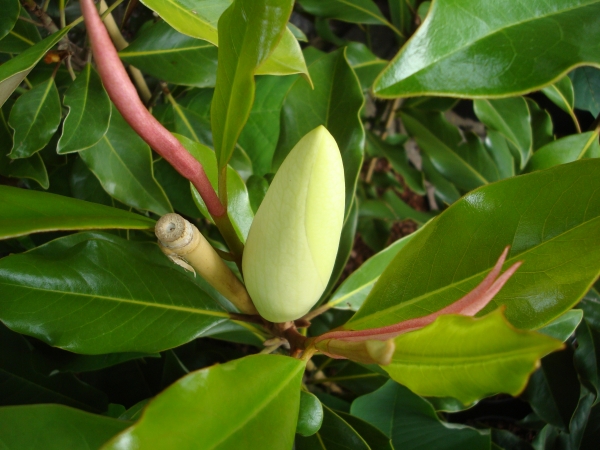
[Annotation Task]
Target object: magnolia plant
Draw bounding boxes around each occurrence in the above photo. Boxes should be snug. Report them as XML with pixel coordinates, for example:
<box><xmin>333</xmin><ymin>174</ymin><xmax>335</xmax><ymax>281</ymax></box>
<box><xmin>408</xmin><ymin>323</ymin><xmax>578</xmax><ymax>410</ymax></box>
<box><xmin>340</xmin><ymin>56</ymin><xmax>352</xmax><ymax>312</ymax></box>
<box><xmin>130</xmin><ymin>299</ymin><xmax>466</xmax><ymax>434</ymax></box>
<box><xmin>0</xmin><ymin>0</ymin><xmax>600</xmax><ymax>449</ymax></box>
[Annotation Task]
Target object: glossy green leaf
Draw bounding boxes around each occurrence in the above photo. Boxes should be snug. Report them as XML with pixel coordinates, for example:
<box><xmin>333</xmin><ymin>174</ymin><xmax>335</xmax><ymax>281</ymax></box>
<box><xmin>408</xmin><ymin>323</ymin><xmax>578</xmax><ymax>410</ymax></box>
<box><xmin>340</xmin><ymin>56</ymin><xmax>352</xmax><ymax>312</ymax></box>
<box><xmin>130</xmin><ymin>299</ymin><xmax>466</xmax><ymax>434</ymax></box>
<box><xmin>525</xmin><ymin>131</ymin><xmax>600</xmax><ymax>173</ymax></box>
<box><xmin>336</xmin><ymin>412</ymin><xmax>394</xmax><ymax>450</ymax></box>
<box><xmin>211</xmin><ymin>0</ymin><xmax>293</xmax><ymax>170</ymax></box>
<box><xmin>119</xmin><ymin>20</ymin><xmax>218</xmax><ymax>88</ymax></box>
<box><xmin>296</xmin><ymin>405</ymin><xmax>370</xmax><ymax>450</ymax></box>
<box><xmin>0</xmin><ymin>0</ymin><xmax>20</xmax><ymax>41</ymax></box>
<box><xmin>297</xmin><ymin>391</ymin><xmax>323</xmax><ymax>437</ymax></box>
<box><xmin>401</xmin><ymin>110</ymin><xmax>493</xmax><ymax>191</ymax></box>
<box><xmin>579</xmin><ymin>286</ymin><xmax>600</xmax><ymax>331</ymax></box>
<box><xmin>139</xmin><ymin>0</ymin><xmax>307</xmax><ymax>78</ymax></box>
<box><xmin>8</xmin><ymin>77</ymin><xmax>60</xmax><ymax>158</ymax></box>
<box><xmin>348</xmin><ymin>159</ymin><xmax>600</xmax><ymax>331</ymax></box>
<box><xmin>176</xmin><ymin>134</ymin><xmax>253</xmax><ymax>241</ymax></box>
<box><xmin>383</xmin><ymin>310</ymin><xmax>563</xmax><ymax>404</ymax></box>
<box><xmin>298</xmin><ymin>0</ymin><xmax>400</xmax><ymax>36</ymax></box>
<box><xmin>0</xmin><ymin>405</ymin><xmax>129</xmax><ymax>449</ymax></box>
<box><xmin>345</xmin><ymin>42</ymin><xmax>387</xmax><ymax>92</ymax></box>
<box><xmin>351</xmin><ymin>380</ymin><xmax>491</xmax><ymax>449</ymax></box>
<box><xmin>542</xmin><ymin>76</ymin><xmax>577</xmax><ymax>120</ymax></box>
<box><xmin>79</xmin><ymin>106</ymin><xmax>173</xmax><ymax>216</ymax></box>
<box><xmin>538</xmin><ymin>310</ymin><xmax>583</xmax><ymax>342</ymax></box>
<box><xmin>483</xmin><ymin>130</ymin><xmax>515</xmax><ymax>180</ymax></box>
<box><xmin>238</xmin><ymin>75</ymin><xmax>297</xmax><ymax>176</ymax></box>
<box><xmin>0</xmin><ymin>232</ymin><xmax>230</xmax><ymax>354</ymax></box>
<box><xmin>58</xmin><ymin>64</ymin><xmax>111</xmax><ymax>154</ymax></box>
<box><xmin>421</xmin><ymin>152</ymin><xmax>461</xmax><ymax>205</ymax></box>
<box><xmin>0</xmin><ymin>185</ymin><xmax>155</xmax><ymax>239</ymax></box>
<box><xmin>0</xmin><ymin>9</ymin><xmax>41</xmax><ymax>54</ymax></box>
<box><xmin>275</xmin><ymin>48</ymin><xmax>365</xmax><ymax>218</ymax></box>
<box><xmin>69</xmin><ymin>157</ymin><xmax>128</xmax><ymax>210</ymax></box>
<box><xmin>527</xmin><ymin>98</ymin><xmax>554</xmax><ymax>152</ymax></box>
<box><xmin>570</xmin><ymin>66</ymin><xmax>600</xmax><ymax>116</ymax></box>
<box><xmin>474</xmin><ymin>98</ymin><xmax>532</xmax><ymax>170</ymax></box>
<box><xmin>374</xmin><ymin>0</ymin><xmax>600</xmax><ymax>98</ymax></box>
<box><xmin>104</xmin><ymin>354</ymin><xmax>304</xmax><ymax>450</ymax></box>
<box><xmin>329</xmin><ymin>233</ymin><xmax>414</xmax><ymax>311</ymax></box>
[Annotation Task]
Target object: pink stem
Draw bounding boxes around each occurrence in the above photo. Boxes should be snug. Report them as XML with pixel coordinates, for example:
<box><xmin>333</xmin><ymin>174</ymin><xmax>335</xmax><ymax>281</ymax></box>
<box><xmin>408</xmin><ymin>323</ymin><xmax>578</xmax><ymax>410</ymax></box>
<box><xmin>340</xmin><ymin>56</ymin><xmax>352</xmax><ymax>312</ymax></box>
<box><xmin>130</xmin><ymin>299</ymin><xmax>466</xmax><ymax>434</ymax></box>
<box><xmin>80</xmin><ymin>0</ymin><xmax>224</xmax><ymax>217</ymax></box>
<box><xmin>315</xmin><ymin>247</ymin><xmax>522</xmax><ymax>343</ymax></box>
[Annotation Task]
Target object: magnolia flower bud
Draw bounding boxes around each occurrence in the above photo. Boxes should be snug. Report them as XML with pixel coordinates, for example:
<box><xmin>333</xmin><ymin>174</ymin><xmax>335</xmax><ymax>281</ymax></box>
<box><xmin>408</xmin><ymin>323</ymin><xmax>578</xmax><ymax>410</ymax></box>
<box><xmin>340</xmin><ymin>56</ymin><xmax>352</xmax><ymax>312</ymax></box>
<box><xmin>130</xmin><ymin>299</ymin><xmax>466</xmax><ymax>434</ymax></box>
<box><xmin>242</xmin><ymin>126</ymin><xmax>345</xmax><ymax>322</ymax></box>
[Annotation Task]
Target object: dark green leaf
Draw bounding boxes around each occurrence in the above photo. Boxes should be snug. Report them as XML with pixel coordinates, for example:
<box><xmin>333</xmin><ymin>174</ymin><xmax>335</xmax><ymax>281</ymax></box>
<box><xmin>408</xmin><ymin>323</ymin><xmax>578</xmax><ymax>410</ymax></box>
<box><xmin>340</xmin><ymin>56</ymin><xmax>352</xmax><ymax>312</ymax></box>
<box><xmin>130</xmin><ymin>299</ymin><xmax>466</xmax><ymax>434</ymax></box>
<box><xmin>211</xmin><ymin>0</ymin><xmax>294</xmax><ymax>169</ymax></box>
<box><xmin>527</xmin><ymin>98</ymin><xmax>554</xmax><ymax>152</ymax></box>
<box><xmin>8</xmin><ymin>77</ymin><xmax>61</xmax><ymax>158</ymax></box>
<box><xmin>119</xmin><ymin>20</ymin><xmax>218</xmax><ymax>88</ymax></box>
<box><xmin>0</xmin><ymin>27</ymin><xmax>69</xmax><ymax>107</ymax></box>
<box><xmin>538</xmin><ymin>310</ymin><xmax>583</xmax><ymax>342</ymax></box>
<box><xmin>351</xmin><ymin>380</ymin><xmax>491</xmax><ymax>449</ymax></box>
<box><xmin>297</xmin><ymin>391</ymin><xmax>324</xmax><ymax>437</ymax></box>
<box><xmin>345</xmin><ymin>42</ymin><xmax>387</xmax><ymax>92</ymax></box>
<box><xmin>348</xmin><ymin>159</ymin><xmax>600</xmax><ymax>331</ymax></box>
<box><xmin>483</xmin><ymin>130</ymin><xmax>515</xmax><ymax>180</ymax></box>
<box><xmin>80</xmin><ymin>106</ymin><xmax>173</xmax><ymax>216</ymax></box>
<box><xmin>69</xmin><ymin>157</ymin><xmax>127</xmax><ymax>209</ymax></box>
<box><xmin>570</xmin><ymin>66</ymin><xmax>600</xmax><ymax>116</ymax></box>
<box><xmin>574</xmin><ymin>319</ymin><xmax>600</xmax><ymax>401</ymax></box>
<box><xmin>525</xmin><ymin>131</ymin><xmax>599</xmax><ymax>173</ymax></box>
<box><xmin>295</xmin><ymin>405</ymin><xmax>370</xmax><ymax>450</ymax></box>
<box><xmin>275</xmin><ymin>48</ymin><xmax>365</xmax><ymax>219</ymax></box>
<box><xmin>246</xmin><ymin>174</ymin><xmax>269</xmax><ymax>214</ymax></box>
<box><xmin>388</xmin><ymin>0</ymin><xmax>417</xmax><ymax>40</ymax></box>
<box><xmin>374</xmin><ymin>0</ymin><xmax>600</xmax><ymax>98</ymax></box>
<box><xmin>153</xmin><ymin>157</ymin><xmax>202</xmax><ymax>217</ymax></box>
<box><xmin>0</xmin><ymin>232</ymin><xmax>230</xmax><ymax>354</ymax></box>
<box><xmin>0</xmin><ymin>9</ymin><xmax>40</xmax><ymax>53</ymax></box>
<box><xmin>58</xmin><ymin>64</ymin><xmax>111</xmax><ymax>154</ymax></box>
<box><xmin>103</xmin><ymin>354</ymin><xmax>304</xmax><ymax>450</ymax></box>
<box><xmin>421</xmin><ymin>152</ymin><xmax>461</xmax><ymax>205</ymax></box>
<box><xmin>542</xmin><ymin>76</ymin><xmax>575</xmax><ymax>114</ymax></box>
<box><xmin>0</xmin><ymin>405</ymin><xmax>129</xmax><ymax>449</ymax></box>
<box><xmin>0</xmin><ymin>185</ymin><xmax>154</xmax><ymax>239</ymax></box>
<box><xmin>336</xmin><ymin>412</ymin><xmax>394</xmax><ymax>450</ymax></box>
<box><xmin>0</xmin><ymin>0</ymin><xmax>20</xmax><ymax>41</ymax></box>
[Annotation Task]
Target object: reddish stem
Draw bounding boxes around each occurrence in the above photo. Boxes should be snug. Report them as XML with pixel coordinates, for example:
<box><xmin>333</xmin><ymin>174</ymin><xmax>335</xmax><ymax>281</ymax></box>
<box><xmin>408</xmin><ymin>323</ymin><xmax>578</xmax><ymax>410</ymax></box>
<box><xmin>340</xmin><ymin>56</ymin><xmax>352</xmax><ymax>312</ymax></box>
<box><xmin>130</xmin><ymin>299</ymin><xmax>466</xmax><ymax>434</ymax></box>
<box><xmin>80</xmin><ymin>0</ymin><xmax>224</xmax><ymax>217</ymax></box>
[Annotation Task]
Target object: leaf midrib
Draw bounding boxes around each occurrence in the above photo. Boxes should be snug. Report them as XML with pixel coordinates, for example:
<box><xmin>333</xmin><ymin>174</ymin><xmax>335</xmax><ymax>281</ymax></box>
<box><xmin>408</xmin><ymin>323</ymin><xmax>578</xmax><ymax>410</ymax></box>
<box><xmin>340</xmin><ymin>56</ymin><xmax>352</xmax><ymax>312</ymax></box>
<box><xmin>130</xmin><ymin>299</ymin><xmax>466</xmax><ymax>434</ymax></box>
<box><xmin>392</xmin><ymin>345</ymin><xmax>555</xmax><ymax>365</ymax></box>
<box><xmin>120</xmin><ymin>44</ymin><xmax>213</xmax><ymax>57</ymax></box>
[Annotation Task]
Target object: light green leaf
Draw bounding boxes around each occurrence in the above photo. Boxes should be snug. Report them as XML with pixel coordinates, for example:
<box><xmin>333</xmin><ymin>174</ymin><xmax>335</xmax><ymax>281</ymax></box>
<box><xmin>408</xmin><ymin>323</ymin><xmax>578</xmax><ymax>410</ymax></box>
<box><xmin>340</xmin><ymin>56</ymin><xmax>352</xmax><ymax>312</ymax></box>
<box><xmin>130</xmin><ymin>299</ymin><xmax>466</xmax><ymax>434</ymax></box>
<box><xmin>374</xmin><ymin>0</ymin><xmax>600</xmax><ymax>98</ymax></box>
<box><xmin>8</xmin><ymin>77</ymin><xmax>61</xmax><ymax>158</ymax></box>
<box><xmin>525</xmin><ymin>131</ymin><xmax>600</xmax><ymax>173</ymax></box>
<box><xmin>103</xmin><ymin>354</ymin><xmax>304</xmax><ymax>450</ymax></box>
<box><xmin>383</xmin><ymin>310</ymin><xmax>563</xmax><ymax>404</ymax></box>
<box><xmin>0</xmin><ymin>405</ymin><xmax>129</xmax><ymax>449</ymax></box>
<box><xmin>0</xmin><ymin>27</ymin><xmax>69</xmax><ymax>107</ymax></box>
<box><xmin>119</xmin><ymin>20</ymin><xmax>218</xmax><ymax>88</ymax></box>
<box><xmin>274</xmin><ymin>48</ymin><xmax>365</xmax><ymax>219</ymax></box>
<box><xmin>0</xmin><ymin>0</ymin><xmax>20</xmax><ymax>41</ymax></box>
<box><xmin>58</xmin><ymin>64</ymin><xmax>111</xmax><ymax>154</ymax></box>
<box><xmin>0</xmin><ymin>185</ymin><xmax>155</xmax><ymax>239</ymax></box>
<box><xmin>0</xmin><ymin>232</ymin><xmax>230</xmax><ymax>354</ymax></box>
<box><xmin>211</xmin><ymin>0</ymin><xmax>294</xmax><ymax>170</ymax></box>
<box><xmin>347</xmin><ymin>159</ymin><xmax>600</xmax><ymax>331</ymax></box>
<box><xmin>351</xmin><ymin>380</ymin><xmax>491</xmax><ymax>449</ymax></box>
<box><xmin>328</xmin><ymin>233</ymin><xmax>415</xmax><ymax>311</ymax></box>
<box><xmin>80</xmin><ymin>105</ymin><xmax>173</xmax><ymax>216</ymax></box>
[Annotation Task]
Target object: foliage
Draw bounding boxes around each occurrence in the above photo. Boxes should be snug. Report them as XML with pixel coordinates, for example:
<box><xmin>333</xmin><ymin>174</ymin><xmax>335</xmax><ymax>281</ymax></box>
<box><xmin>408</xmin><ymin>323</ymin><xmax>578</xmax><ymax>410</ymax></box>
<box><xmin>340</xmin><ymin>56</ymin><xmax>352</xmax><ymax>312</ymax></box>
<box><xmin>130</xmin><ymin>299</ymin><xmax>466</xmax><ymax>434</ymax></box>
<box><xmin>0</xmin><ymin>0</ymin><xmax>599</xmax><ymax>449</ymax></box>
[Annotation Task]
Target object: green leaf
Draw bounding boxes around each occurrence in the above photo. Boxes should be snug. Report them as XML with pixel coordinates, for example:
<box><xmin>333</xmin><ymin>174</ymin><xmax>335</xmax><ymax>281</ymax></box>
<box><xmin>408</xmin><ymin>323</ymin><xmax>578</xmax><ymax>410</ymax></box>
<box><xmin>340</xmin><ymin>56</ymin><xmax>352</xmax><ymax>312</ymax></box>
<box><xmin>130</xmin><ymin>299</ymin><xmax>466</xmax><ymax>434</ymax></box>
<box><xmin>297</xmin><ymin>0</ymin><xmax>400</xmax><ymax>36</ymax></box>
<box><xmin>347</xmin><ymin>159</ymin><xmax>600</xmax><ymax>331</ymax></box>
<box><xmin>295</xmin><ymin>405</ymin><xmax>370</xmax><ymax>450</ymax></box>
<box><xmin>345</xmin><ymin>43</ymin><xmax>387</xmax><ymax>92</ymax></box>
<box><xmin>274</xmin><ymin>48</ymin><xmax>365</xmax><ymax>219</ymax></box>
<box><xmin>103</xmin><ymin>354</ymin><xmax>304</xmax><ymax>450</ymax></box>
<box><xmin>153</xmin><ymin>158</ymin><xmax>202</xmax><ymax>217</ymax></box>
<box><xmin>246</xmin><ymin>174</ymin><xmax>269</xmax><ymax>213</ymax></box>
<box><xmin>538</xmin><ymin>309</ymin><xmax>583</xmax><ymax>342</ymax></box>
<box><xmin>574</xmin><ymin>319</ymin><xmax>600</xmax><ymax>400</ymax></box>
<box><xmin>80</xmin><ymin>105</ymin><xmax>173</xmax><ymax>216</ymax></box>
<box><xmin>0</xmin><ymin>405</ymin><xmax>129</xmax><ymax>449</ymax></box>
<box><xmin>119</xmin><ymin>20</ymin><xmax>218</xmax><ymax>88</ymax></box>
<box><xmin>474</xmin><ymin>98</ymin><xmax>532</xmax><ymax>170</ymax></box>
<box><xmin>374</xmin><ymin>0</ymin><xmax>600</xmax><ymax>98</ymax></box>
<box><xmin>570</xmin><ymin>66</ymin><xmax>600</xmax><ymax>116</ymax></box>
<box><xmin>382</xmin><ymin>310</ymin><xmax>563</xmax><ymax>404</ymax></box>
<box><xmin>527</xmin><ymin>98</ymin><xmax>554</xmax><ymax>152</ymax></box>
<box><xmin>383</xmin><ymin>190</ymin><xmax>435</xmax><ymax>225</ymax></box>
<box><xmin>139</xmin><ymin>0</ymin><xmax>308</xmax><ymax>80</ymax></box>
<box><xmin>238</xmin><ymin>74</ymin><xmax>297</xmax><ymax>176</ymax></box>
<box><xmin>297</xmin><ymin>391</ymin><xmax>324</xmax><ymax>437</ymax></box>
<box><xmin>329</xmin><ymin>234</ymin><xmax>414</xmax><ymax>312</ymax></box>
<box><xmin>8</xmin><ymin>77</ymin><xmax>61</xmax><ymax>158</ymax></box>
<box><xmin>69</xmin><ymin>157</ymin><xmax>128</xmax><ymax>209</ymax></box>
<box><xmin>388</xmin><ymin>0</ymin><xmax>417</xmax><ymax>40</ymax></box>
<box><xmin>176</xmin><ymin>134</ymin><xmax>254</xmax><ymax>241</ymax></box>
<box><xmin>542</xmin><ymin>76</ymin><xmax>576</xmax><ymax>116</ymax></box>
<box><xmin>58</xmin><ymin>64</ymin><xmax>111</xmax><ymax>154</ymax></box>
<box><xmin>0</xmin><ymin>9</ymin><xmax>41</xmax><ymax>54</ymax></box>
<box><xmin>0</xmin><ymin>324</ymin><xmax>109</xmax><ymax>413</ymax></box>
<box><xmin>0</xmin><ymin>185</ymin><xmax>155</xmax><ymax>239</ymax></box>
<box><xmin>0</xmin><ymin>232</ymin><xmax>230</xmax><ymax>354</ymax></box>
<box><xmin>0</xmin><ymin>0</ymin><xmax>20</xmax><ymax>41</ymax></box>
<box><xmin>211</xmin><ymin>0</ymin><xmax>294</xmax><ymax>169</ymax></box>
<box><xmin>351</xmin><ymin>380</ymin><xmax>491</xmax><ymax>449</ymax></box>
<box><xmin>525</xmin><ymin>131</ymin><xmax>600</xmax><ymax>173</ymax></box>
<box><xmin>0</xmin><ymin>27</ymin><xmax>69</xmax><ymax>107</ymax></box>
<box><xmin>421</xmin><ymin>152</ymin><xmax>461</xmax><ymax>205</ymax></box>
<box><xmin>336</xmin><ymin>412</ymin><xmax>394</xmax><ymax>450</ymax></box>
<box><xmin>401</xmin><ymin>110</ymin><xmax>492</xmax><ymax>191</ymax></box>
<box><xmin>483</xmin><ymin>130</ymin><xmax>515</xmax><ymax>180</ymax></box>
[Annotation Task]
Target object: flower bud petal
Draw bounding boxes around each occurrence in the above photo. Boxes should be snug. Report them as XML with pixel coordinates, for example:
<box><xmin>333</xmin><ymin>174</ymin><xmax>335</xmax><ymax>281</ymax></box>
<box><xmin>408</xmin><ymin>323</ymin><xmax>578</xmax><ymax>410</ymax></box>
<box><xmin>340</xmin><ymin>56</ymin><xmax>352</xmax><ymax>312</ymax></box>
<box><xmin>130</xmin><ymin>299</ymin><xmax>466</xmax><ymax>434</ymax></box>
<box><xmin>242</xmin><ymin>126</ymin><xmax>345</xmax><ymax>322</ymax></box>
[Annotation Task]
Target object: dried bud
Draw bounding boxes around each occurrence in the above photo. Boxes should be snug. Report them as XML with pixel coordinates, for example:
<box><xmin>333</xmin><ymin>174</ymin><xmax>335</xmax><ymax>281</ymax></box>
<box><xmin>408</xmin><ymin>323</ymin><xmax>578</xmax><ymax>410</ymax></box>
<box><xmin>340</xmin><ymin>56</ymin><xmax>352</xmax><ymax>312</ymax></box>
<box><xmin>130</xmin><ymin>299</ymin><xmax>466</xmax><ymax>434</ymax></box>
<box><xmin>242</xmin><ymin>126</ymin><xmax>345</xmax><ymax>322</ymax></box>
